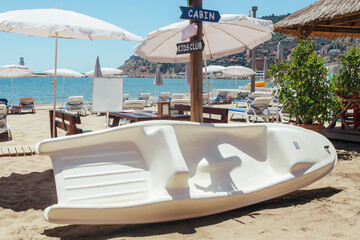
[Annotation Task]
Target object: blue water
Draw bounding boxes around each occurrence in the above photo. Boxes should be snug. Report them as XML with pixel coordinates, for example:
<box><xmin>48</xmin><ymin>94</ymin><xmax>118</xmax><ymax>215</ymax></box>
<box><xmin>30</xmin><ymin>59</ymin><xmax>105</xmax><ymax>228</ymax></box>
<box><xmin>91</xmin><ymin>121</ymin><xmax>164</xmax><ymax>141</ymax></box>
<box><xmin>0</xmin><ymin>77</ymin><xmax>250</xmax><ymax>105</ymax></box>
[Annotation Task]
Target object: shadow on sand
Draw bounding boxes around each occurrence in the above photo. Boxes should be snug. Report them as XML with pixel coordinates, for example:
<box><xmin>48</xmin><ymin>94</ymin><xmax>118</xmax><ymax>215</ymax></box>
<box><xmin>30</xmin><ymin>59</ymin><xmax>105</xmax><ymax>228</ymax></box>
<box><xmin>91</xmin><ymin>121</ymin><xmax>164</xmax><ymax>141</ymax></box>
<box><xmin>0</xmin><ymin>169</ymin><xmax>57</xmax><ymax>211</ymax></box>
<box><xmin>0</xmin><ymin>131</ymin><xmax>11</xmax><ymax>142</ymax></box>
<box><xmin>331</xmin><ymin>139</ymin><xmax>360</xmax><ymax>153</ymax></box>
<box><xmin>42</xmin><ymin>187</ymin><xmax>341</xmax><ymax>239</ymax></box>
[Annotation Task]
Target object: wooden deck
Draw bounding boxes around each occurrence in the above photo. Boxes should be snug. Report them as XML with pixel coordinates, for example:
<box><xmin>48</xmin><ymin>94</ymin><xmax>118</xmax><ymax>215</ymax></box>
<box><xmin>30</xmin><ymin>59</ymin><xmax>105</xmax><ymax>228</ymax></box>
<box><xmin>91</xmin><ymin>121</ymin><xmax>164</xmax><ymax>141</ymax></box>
<box><xmin>322</xmin><ymin>128</ymin><xmax>360</xmax><ymax>143</ymax></box>
<box><xmin>0</xmin><ymin>146</ymin><xmax>36</xmax><ymax>157</ymax></box>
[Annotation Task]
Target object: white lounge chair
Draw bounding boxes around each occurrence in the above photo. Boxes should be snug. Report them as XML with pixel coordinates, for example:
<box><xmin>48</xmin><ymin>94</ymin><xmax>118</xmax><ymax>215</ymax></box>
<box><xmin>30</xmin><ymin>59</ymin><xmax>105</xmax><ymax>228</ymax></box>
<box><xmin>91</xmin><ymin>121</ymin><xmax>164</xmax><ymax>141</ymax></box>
<box><xmin>269</xmin><ymin>105</ymin><xmax>291</xmax><ymax>123</ymax></box>
<box><xmin>170</xmin><ymin>93</ymin><xmax>185</xmax><ymax>100</ymax></box>
<box><xmin>0</xmin><ymin>98</ymin><xmax>8</xmax><ymax>114</ymax></box>
<box><xmin>138</xmin><ymin>92</ymin><xmax>150</xmax><ymax>100</ymax></box>
<box><xmin>65</xmin><ymin>96</ymin><xmax>84</xmax><ymax>115</ymax></box>
<box><xmin>229</xmin><ymin>97</ymin><xmax>273</xmax><ymax>123</ymax></box>
<box><xmin>0</xmin><ymin>104</ymin><xmax>12</xmax><ymax>140</ymax></box>
<box><xmin>170</xmin><ymin>98</ymin><xmax>190</xmax><ymax>108</ymax></box>
<box><xmin>138</xmin><ymin>93</ymin><xmax>151</xmax><ymax>106</ymax></box>
<box><xmin>232</xmin><ymin>91</ymin><xmax>264</xmax><ymax>107</ymax></box>
<box><xmin>213</xmin><ymin>90</ymin><xmax>229</xmax><ymax>104</ymax></box>
<box><xmin>36</xmin><ymin>120</ymin><xmax>337</xmax><ymax>224</ymax></box>
<box><xmin>19</xmin><ymin>97</ymin><xmax>35</xmax><ymax>113</ymax></box>
<box><xmin>123</xmin><ymin>100</ymin><xmax>147</xmax><ymax>110</ymax></box>
<box><xmin>123</xmin><ymin>94</ymin><xmax>129</xmax><ymax>101</ymax></box>
<box><xmin>202</xmin><ymin>93</ymin><xmax>210</xmax><ymax>105</ymax></box>
<box><xmin>158</xmin><ymin>92</ymin><xmax>170</xmax><ymax>102</ymax></box>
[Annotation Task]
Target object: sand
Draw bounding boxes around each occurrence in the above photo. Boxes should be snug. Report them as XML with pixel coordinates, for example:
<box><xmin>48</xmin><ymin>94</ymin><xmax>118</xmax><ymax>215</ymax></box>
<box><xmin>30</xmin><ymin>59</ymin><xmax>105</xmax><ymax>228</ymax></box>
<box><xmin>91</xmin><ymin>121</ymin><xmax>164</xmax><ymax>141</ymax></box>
<box><xmin>0</xmin><ymin>105</ymin><xmax>359</xmax><ymax>240</ymax></box>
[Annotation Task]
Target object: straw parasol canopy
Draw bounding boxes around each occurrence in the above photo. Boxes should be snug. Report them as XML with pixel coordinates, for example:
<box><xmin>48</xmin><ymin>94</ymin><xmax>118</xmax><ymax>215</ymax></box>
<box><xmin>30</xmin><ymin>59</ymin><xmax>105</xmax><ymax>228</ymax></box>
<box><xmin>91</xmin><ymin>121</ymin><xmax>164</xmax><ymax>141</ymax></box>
<box><xmin>274</xmin><ymin>0</ymin><xmax>360</xmax><ymax>39</ymax></box>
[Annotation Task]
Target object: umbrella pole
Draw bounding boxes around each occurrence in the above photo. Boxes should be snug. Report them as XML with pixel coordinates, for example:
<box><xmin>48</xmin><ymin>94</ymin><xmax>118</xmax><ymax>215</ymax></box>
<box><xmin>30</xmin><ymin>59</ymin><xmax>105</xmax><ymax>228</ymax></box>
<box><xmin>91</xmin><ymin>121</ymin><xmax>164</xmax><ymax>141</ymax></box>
<box><xmin>11</xmin><ymin>77</ymin><xmax>14</xmax><ymax>107</ymax></box>
<box><xmin>106</xmin><ymin>112</ymin><xmax>109</xmax><ymax>128</ymax></box>
<box><xmin>62</xmin><ymin>76</ymin><xmax>65</xmax><ymax>107</ymax></box>
<box><xmin>52</xmin><ymin>34</ymin><xmax>58</xmax><ymax>138</ymax></box>
<box><xmin>203</xmin><ymin>51</ymin><xmax>211</xmax><ymax>107</ymax></box>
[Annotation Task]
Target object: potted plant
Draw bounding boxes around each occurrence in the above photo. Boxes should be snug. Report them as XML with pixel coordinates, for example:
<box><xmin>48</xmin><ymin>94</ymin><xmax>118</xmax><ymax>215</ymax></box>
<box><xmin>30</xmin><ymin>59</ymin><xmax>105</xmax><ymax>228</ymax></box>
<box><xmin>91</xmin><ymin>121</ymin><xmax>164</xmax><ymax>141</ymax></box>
<box><xmin>333</xmin><ymin>46</ymin><xmax>360</xmax><ymax>96</ymax></box>
<box><xmin>269</xmin><ymin>40</ymin><xmax>341</xmax><ymax>133</ymax></box>
<box><xmin>332</xmin><ymin>46</ymin><xmax>360</xmax><ymax>130</ymax></box>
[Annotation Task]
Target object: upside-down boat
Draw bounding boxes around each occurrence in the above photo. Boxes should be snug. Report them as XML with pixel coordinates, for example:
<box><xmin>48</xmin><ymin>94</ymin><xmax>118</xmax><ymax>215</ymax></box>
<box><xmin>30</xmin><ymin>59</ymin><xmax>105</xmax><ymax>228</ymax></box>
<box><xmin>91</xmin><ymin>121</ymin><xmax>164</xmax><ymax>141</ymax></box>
<box><xmin>36</xmin><ymin>121</ymin><xmax>336</xmax><ymax>224</ymax></box>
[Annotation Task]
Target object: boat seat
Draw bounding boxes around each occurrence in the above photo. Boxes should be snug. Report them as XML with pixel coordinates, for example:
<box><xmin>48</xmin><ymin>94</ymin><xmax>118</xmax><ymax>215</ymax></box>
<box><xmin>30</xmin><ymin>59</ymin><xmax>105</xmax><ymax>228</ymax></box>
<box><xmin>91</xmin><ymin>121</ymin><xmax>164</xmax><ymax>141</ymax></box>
<box><xmin>142</xmin><ymin>125</ymin><xmax>189</xmax><ymax>191</ymax></box>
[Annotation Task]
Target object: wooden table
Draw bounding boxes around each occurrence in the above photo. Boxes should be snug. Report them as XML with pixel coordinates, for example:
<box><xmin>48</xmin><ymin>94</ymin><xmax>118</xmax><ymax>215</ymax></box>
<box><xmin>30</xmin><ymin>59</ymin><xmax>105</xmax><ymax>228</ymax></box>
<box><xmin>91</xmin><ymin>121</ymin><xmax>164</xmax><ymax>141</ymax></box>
<box><xmin>109</xmin><ymin>110</ymin><xmax>190</xmax><ymax>127</ymax></box>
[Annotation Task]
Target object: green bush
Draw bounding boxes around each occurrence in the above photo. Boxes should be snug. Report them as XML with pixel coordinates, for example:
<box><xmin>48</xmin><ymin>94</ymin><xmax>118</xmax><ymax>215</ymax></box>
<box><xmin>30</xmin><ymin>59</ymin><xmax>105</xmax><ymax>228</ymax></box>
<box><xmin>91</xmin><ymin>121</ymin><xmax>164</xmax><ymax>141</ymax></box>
<box><xmin>269</xmin><ymin>40</ymin><xmax>341</xmax><ymax>124</ymax></box>
<box><xmin>334</xmin><ymin>46</ymin><xmax>360</xmax><ymax>94</ymax></box>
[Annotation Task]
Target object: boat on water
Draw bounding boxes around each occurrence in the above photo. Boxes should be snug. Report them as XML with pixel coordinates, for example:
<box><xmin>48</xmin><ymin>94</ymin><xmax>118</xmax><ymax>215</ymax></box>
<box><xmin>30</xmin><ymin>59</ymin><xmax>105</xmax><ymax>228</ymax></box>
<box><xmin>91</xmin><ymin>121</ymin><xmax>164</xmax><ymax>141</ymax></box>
<box><xmin>36</xmin><ymin>120</ymin><xmax>336</xmax><ymax>225</ymax></box>
<box><xmin>248</xmin><ymin>81</ymin><xmax>266</xmax><ymax>87</ymax></box>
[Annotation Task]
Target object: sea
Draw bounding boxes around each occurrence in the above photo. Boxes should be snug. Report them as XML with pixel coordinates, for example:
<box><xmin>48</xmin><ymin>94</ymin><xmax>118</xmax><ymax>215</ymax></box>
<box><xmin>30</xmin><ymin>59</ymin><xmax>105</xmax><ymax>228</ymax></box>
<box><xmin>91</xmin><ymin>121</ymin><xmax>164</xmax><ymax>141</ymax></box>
<box><xmin>0</xmin><ymin>76</ymin><xmax>251</xmax><ymax>105</ymax></box>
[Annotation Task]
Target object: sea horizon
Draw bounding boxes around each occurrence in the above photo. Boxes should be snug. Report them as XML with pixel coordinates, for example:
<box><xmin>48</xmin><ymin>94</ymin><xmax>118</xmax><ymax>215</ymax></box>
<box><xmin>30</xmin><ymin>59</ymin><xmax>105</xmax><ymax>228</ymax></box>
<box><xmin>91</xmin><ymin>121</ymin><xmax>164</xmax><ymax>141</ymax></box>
<box><xmin>0</xmin><ymin>76</ymin><xmax>251</xmax><ymax>106</ymax></box>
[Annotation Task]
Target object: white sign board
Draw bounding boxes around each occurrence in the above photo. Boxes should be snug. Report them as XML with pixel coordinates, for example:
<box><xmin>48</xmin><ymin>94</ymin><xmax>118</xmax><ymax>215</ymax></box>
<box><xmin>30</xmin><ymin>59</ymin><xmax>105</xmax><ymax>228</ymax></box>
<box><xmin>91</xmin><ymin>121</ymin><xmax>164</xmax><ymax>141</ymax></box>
<box><xmin>181</xmin><ymin>22</ymin><xmax>198</xmax><ymax>41</ymax></box>
<box><xmin>92</xmin><ymin>77</ymin><xmax>123</xmax><ymax>112</ymax></box>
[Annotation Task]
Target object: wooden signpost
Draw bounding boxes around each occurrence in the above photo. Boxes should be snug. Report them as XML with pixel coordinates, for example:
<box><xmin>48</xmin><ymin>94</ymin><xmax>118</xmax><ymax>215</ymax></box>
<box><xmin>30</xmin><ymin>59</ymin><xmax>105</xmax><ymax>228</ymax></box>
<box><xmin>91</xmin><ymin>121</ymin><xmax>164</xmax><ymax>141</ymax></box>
<box><xmin>177</xmin><ymin>0</ymin><xmax>219</xmax><ymax>122</ymax></box>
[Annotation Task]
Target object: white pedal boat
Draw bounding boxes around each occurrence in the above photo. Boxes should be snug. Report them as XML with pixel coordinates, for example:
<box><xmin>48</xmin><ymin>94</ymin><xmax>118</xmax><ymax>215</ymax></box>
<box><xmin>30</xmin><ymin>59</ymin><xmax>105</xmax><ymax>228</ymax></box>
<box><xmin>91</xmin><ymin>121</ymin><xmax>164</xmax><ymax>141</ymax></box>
<box><xmin>36</xmin><ymin>120</ymin><xmax>336</xmax><ymax>225</ymax></box>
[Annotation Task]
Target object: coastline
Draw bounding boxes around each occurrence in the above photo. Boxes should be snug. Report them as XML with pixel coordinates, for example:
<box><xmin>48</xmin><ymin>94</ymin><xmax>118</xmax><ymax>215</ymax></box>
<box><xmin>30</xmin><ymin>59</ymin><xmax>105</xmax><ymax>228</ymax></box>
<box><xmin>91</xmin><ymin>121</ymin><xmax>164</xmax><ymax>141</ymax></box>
<box><xmin>31</xmin><ymin>73</ymin><xmax>265</xmax><ymax>80</ymax></box>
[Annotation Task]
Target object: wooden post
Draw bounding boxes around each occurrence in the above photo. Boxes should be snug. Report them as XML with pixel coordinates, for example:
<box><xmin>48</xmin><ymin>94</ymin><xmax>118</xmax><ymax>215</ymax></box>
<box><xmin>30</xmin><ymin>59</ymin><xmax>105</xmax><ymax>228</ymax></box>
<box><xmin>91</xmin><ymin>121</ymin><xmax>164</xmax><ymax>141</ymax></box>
<box><xmin>189</xmin><ymin>0</ymin><xmax>203</xmax><ymax>122</ymax></box>
<box><xmin>250</xmin><ymin>6</ymin><xmax>258</xmax><ymax>93</ymax></box>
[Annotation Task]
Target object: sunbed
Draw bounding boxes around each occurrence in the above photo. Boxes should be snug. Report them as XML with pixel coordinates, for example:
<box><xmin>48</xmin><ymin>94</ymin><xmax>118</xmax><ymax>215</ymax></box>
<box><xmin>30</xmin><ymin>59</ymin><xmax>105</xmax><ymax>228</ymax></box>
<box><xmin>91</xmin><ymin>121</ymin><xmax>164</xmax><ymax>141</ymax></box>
<box><xmin>229</xmin><ymin>97</ymin><xmax>273</xmax><ymax>123</ymax></box>
<box><xmin>19</xmin><ymin>97</ymin><xmax>35</xmax><ymax>113</ymax></box>
<box><xmin>65</xmin><ymin>96</ymin><xmax>84</xmax><ymax>115</ymax></box>
<box><xmin>212</xmin><ymin>90</ymin><xmax>229</xmax><ymax>104</ymax></box>
<box><xmin>170</xmin><ymin>93</ymin><xmax>185</xmax><ymax>100</ymax></box>
<box><xmin>123</xmin><ymin>94</ymin><xmax>129</xmax><ymax>101</ymax></box>
<box><xmin>157</xmin><ymin>92</ymin><xmax>170</xmax><ymax>102</ymax></box>
<box><xmin>138</xmin><ymin>93</ymin><xmax>151</xmax><ymax>106</ymax></box>
<box><xmin>123</xmin><ymin>100</ymin><xmax>147</xmax><ymax>110</ymax></box>
<box><xmin>232</xmin><ymin>91</ymin><xmax>264</xmax><ymax>107</ymax></box>
<box><xmin>170</xmin><ymin>98</ymin><xmax>190</xmax><ymax>108</ymax></box>
<box><xmin>0</xmin><ymin>104</ymin><xmax>12</xmax><ymax>140</ymax></box>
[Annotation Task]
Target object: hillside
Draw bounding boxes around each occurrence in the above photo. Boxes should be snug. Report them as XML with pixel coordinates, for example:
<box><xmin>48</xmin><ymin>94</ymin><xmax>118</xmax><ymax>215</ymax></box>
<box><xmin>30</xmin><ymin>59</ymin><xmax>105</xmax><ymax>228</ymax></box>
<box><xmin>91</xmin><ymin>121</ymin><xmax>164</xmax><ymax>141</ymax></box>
<box><xmin>119</xmin><ymin>14</ymin><xmax>360</xmax><ymax>77</ymax></box>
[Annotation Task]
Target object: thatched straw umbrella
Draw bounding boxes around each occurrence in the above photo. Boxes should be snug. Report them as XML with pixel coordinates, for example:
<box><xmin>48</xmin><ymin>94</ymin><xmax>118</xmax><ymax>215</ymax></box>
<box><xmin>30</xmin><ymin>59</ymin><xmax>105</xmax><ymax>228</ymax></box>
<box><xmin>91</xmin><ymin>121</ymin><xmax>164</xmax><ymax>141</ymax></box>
<box><xmin>274</xmin><ymin>0</ymin><xmax>360</xmax><ymax>39</ymax></box>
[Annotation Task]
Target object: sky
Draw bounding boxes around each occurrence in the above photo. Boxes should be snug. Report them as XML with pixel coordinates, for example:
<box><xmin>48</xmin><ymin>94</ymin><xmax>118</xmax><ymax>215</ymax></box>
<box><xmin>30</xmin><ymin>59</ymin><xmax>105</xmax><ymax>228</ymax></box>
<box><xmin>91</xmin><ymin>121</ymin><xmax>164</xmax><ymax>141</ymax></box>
<box><xmin>0</xmin><ymin>0</ymin><xmax>318</xmax><ymax>73</ymax></box>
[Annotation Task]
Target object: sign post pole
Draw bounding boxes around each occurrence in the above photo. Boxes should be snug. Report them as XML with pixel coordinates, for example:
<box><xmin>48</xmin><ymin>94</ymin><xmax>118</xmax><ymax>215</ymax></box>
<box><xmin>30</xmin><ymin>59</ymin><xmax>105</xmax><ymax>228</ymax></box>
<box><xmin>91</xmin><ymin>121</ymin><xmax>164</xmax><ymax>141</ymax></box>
<box><xmin>250</xmin><ymin>6</ymin><xmax>258</xmax><ymax>93</ymax></box>
<box><xmin>189</xmin><ymin>0</ymin><xmax>203</xmax><ymax>122</ymax></box>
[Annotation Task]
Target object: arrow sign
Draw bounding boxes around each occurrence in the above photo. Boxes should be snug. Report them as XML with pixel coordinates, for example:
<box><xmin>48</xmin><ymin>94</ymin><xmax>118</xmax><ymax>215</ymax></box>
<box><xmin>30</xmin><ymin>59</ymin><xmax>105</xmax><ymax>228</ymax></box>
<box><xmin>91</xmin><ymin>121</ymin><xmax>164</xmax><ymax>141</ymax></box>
<box><xmin>180</xmin><ymin>6</ymin><xmax>220</xmax><ymax>23</ymax></box>
<box><xmin>177</xmin><ymin>39</ymin><xmax>205</xmax><ymax>55</ymax></box>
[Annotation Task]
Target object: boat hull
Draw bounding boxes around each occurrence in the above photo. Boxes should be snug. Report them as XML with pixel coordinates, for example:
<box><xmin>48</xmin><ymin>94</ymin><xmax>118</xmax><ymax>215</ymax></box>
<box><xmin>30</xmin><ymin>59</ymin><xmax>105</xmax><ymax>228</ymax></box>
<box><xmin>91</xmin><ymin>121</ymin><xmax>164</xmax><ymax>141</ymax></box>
<box><xmin>36</xmin><ymin>121</ymin><xmax>337</xmax><ymax>224</ymax></box>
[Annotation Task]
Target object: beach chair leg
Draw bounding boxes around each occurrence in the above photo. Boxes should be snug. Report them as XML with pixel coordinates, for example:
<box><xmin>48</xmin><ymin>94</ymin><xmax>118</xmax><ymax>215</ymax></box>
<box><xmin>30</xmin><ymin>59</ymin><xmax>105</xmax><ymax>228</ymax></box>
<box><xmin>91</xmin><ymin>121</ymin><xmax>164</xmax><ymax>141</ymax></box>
<box><xmin>230</xmin><ymin>113</ymin><xmax>234</xmax><ymax>120</ymax></box>
<box><xmin>8</xmin><ymin>129</ymin><xmax>12</xmax><ymax>140</ymax></box>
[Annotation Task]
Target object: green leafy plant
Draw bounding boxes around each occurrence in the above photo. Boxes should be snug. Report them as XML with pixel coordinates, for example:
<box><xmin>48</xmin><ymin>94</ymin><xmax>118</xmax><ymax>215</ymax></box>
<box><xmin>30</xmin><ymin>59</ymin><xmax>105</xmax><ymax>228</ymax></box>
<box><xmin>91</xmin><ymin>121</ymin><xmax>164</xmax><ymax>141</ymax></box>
<box><xmin>333</xmin><ymin>46</ymin><xmax>360</xmax><ymax>94</ymax></box>
<box><xmin>269</xmin><ymin>40</ymin><xmax>341</xmax><ymax>124</ymax></box>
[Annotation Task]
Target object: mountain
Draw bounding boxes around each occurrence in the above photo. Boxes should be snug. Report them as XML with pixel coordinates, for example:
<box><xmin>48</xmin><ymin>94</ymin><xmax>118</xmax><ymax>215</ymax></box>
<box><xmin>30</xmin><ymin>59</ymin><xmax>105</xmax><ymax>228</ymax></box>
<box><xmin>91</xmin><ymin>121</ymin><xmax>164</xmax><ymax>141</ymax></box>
<box><xmin>119</xmin><ymin>14</ymin><xmax>360</xmax><ymax>76</ymax></box>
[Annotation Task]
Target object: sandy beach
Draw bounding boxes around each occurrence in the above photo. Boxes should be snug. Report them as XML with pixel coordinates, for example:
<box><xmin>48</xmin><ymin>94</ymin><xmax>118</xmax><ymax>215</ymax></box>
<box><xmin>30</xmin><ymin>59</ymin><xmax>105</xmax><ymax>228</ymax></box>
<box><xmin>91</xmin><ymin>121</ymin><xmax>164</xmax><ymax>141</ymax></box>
<box><xmin>0</xmin><ymin>105</ymin><xmax>359</xmax><ymax>240</ymax></box>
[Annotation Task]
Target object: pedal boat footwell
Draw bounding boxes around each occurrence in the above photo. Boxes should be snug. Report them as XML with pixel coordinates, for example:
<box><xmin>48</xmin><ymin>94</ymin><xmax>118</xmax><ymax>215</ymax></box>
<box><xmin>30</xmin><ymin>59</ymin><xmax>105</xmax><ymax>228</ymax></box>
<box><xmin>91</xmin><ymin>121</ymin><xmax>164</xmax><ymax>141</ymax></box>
<box><xmin>36</xmin><ymin>121</ymin><xmax>336</xmax><ymax>224</ymax></box>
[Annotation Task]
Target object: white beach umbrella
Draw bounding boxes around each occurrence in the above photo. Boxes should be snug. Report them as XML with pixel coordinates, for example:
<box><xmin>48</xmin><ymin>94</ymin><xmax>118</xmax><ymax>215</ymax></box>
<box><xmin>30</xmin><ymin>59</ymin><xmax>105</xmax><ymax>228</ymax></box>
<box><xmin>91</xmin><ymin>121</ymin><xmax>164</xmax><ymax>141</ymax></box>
<box><xmin>222</xmin><ymin>66</ymin><xmax>255</xmax><ymax>77</ymax></box>
<box><xmin>93</xmin><ymin>56</ymin><xmax>103</xmax><ymax>78</ymax></box>
<box><xmin>222</xmin><ymin>66</ymin><xmax>255</xmax><ymax>90</ymax></box>
<box><xmin>43</xmin><ymin>68</ymin><xmax>84</xmax><ymax>78</ymax></box>
<box><xmin>0</xmin><ymin>8</ymin><xmax>143</xmax><ymax>136</ymax></box>
<box><xmin>135</xmin><ymin>14</ymin><xmax>273</xmax><ymax>63</ymax></box>
<box><xmin>0</xmin><ymin>64</ymin><xmax>33</xmax><ymax>106</ymax></box>
<box><xmin>263</xmin><ymin>57</ymin><xmax>269</xmax><ymax>82</ymax></box>
<box><xmin>135</xmin><ymin>14</ymin><xmax>273</xmax><ymax>114</ymax></box>
<box><xmin>276</xmin><ymin>42</ymin><xmax>284</xmax><ymax>63</ymax></box>
<box><xmin>43</xmin><ymin>68</ymin><xmax>84</xmax><ymax>106</ymax></box>
<box><xmin>202</xmin><ymin>65</ymin><xmax>226</xmax><ymax>74</ymax></box>
<box><xmin>153</xmin><ymin>65</ymin><xmax>163</xmax><ymax>97</ymax></box>
<box><xmin>85</xmin><ymin>67</ymin><xmax>123</xmax><ymax>77</ymax></box>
